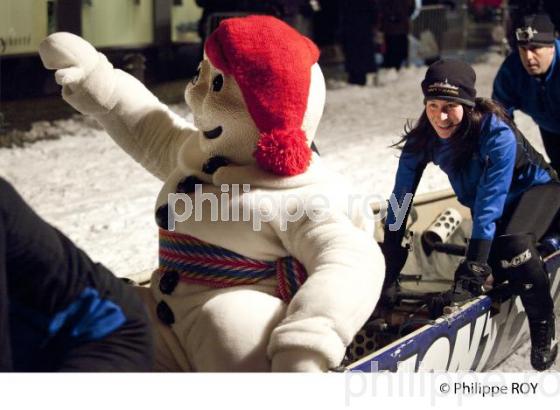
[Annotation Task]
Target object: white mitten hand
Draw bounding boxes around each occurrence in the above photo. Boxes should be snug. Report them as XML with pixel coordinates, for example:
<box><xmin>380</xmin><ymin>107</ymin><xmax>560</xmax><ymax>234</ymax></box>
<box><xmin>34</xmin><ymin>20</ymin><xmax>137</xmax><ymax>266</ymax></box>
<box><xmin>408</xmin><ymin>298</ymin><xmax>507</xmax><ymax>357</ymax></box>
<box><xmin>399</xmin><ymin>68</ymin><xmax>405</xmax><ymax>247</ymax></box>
<box><xmin>55</xmin><ymin>66</ymin><xmax>86</xmax><ymax>87</ymax></box>
<box><xmin>271</xmin><ymin>350</ymin><xmax>328</xmax><ymax>372</ymax></box>
<box><xmin>39</xmin><ymin>32</ymin><xmax>117</xmax><ymax>115</ymax></box>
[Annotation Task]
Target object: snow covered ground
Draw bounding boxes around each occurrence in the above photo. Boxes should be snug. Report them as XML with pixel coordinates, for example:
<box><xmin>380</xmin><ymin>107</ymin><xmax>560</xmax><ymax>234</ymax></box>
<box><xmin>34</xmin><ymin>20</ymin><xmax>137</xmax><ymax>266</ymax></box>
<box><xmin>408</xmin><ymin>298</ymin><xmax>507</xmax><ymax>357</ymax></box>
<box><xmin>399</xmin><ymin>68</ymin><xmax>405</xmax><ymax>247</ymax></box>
<box><xmin>0</xmin><ymin>52</ymin><xmax>554</xmax><ymax>371</ymax></box>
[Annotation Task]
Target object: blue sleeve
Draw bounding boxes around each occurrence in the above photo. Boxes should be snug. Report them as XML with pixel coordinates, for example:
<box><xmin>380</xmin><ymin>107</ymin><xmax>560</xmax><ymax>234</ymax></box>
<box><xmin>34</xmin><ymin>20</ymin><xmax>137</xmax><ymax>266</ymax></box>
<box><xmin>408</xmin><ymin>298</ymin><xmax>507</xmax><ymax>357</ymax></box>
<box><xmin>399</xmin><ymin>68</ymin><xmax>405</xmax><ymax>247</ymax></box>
<box><xmin>492</xmin><ymin>61</ymin><xmax>519</xmax><ymax>119</ymax></box>
<box><xmin>48</xmin><ymin>287</ymin><xmax>126</xmax><ymax>341</ymax></box>
<box><xmin>386</xmin><ymin>141</ymin><xmax>427</xmax><ymax>237</ymax></box>
<box><xmin>471</xmin><ymin>118</ymin><xmax>516</xmax><ymax>243</ymax></box>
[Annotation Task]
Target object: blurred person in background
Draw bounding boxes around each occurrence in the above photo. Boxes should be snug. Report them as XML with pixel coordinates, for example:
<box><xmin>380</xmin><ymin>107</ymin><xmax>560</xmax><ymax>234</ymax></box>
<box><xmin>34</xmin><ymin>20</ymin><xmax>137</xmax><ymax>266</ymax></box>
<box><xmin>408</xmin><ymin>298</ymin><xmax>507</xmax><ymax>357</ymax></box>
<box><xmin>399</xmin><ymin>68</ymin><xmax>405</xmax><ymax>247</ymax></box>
<box><xmin>378</xmin><ymin>0</ymin><xmax>416</xmax><ymax>71</ymax></box>
<box><xmin>507</xmin><ymin>0</ymin><xmax>559</xmax><ymax>47</ymax></box>
<box><xmin>338</xmin><ymin>0</ymin><xmax>379</xmax><ymax>85</ymax></box>
<box><xmin>469</xmin><ymin>0</ymin><xmax>503</xmax><ymax>22</ymax></box>
<box><xmin>493</xmin><ymin>13</ymin><xmax>560</xmax><ymax>175</ymax></box>
<box><xmin>313</xmin><ymin>0</ymin><xmax>339</xmax><ymax>50</ymax></box>
<box><xmin>196</xmin><ymin>0</ymin><xmax>316</xmax><ymax>43</ymax></box>
<box><xmin>195</xmin><ymin>0</ymin><xmax>239</xmax><ymax>43</ymax></box>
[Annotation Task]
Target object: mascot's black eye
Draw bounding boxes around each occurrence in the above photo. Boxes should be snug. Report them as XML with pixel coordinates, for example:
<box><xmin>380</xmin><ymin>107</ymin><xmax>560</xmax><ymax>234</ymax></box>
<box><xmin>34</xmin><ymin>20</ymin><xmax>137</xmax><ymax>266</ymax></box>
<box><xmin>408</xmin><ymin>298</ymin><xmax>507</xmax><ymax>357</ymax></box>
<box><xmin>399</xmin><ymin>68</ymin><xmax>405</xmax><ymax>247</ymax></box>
<box><xmin>192</xmin><ymin>66</ymin><xmax>200</xmax><ymax>85</ymax></box>
<box><xmin>212</xmin><ymin>74</ymin><xmax>224</xmax><ymax>92</ymax></box>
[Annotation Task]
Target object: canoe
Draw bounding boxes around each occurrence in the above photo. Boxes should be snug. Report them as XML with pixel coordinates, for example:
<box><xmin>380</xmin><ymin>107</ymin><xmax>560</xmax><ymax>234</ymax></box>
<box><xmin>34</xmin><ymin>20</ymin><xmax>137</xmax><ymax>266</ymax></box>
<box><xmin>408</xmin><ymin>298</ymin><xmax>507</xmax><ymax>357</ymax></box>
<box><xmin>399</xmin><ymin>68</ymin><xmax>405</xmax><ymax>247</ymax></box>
<box><xmin>343</xmin><ymin>189</ymin><xmax>560</xmax><ymax>372</ymax></box>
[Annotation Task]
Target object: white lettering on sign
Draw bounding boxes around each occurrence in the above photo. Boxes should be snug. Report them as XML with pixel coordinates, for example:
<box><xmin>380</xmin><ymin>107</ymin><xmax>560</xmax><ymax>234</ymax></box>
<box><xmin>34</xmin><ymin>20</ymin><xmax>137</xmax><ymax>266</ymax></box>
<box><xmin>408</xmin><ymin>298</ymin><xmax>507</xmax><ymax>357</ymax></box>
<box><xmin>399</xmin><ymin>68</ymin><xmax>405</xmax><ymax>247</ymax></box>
<box><xmin>447</xmin><ymin>312</ymin><xmax>487</xmax><ymax>371</ymax></box>
<box><xmin>417</xmin><ymin>337</ymin><xmax>451</xmax><ymax>371</ymax></box>
<box><xmin>0</xmin><ymin>35</ymin><xmax>32</xmax><ymax>54</ymax></box>
<box><xmin>367</xmin><ymin>266</ymin><xmax>560</xmax><ymax>372</ymax></box>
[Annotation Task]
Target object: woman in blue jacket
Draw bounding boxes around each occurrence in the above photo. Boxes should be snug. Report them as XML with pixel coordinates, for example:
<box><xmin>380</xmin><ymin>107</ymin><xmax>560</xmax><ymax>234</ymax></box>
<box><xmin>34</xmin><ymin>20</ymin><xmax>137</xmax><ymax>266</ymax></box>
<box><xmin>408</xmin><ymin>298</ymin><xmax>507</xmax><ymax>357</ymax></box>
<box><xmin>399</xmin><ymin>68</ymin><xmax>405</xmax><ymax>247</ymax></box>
<box><xmin>383</xmin><ymin>59</ymin><xmax>559</xmax><ymax>371</ymax></box>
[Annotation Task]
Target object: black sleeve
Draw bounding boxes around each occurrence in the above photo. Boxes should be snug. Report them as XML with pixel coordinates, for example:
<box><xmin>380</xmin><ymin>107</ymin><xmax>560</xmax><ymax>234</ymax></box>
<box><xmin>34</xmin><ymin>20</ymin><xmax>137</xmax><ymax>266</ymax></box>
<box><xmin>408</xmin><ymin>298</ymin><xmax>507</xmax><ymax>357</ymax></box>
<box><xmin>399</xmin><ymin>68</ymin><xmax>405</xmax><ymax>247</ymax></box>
<box><xmin>0</xmin><ymin>177</ymin><xmax>153</xmax><ymax>371</ymax></box>
<box><xmin>0</xmin><ymin>177</ymin><xmax>88</xmax><ymax>314</ymax></box>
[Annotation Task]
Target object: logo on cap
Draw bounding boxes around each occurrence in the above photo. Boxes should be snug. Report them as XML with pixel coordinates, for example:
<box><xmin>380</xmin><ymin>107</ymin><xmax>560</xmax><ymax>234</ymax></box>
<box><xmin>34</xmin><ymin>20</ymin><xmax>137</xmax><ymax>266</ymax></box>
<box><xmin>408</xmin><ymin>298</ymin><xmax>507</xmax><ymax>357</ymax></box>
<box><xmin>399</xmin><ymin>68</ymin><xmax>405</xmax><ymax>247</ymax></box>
<box><xmin>427</xmin><ymin>78</ymin><xmax>460</xmax><ymax>96</ymax></box>
<box><xmin>516</xmin><ymin>26</ymin><xmax>539</xmax><ymax>42</ymax></box>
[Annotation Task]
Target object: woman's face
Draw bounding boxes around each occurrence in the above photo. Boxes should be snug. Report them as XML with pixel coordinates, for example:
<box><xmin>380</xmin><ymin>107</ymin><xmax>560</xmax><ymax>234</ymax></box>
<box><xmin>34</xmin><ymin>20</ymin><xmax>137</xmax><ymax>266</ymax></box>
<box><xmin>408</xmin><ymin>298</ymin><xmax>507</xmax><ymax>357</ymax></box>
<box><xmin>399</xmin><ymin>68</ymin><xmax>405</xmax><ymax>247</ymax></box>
<box><xmin>425</xmin><ymin>99</ymin><xmax>464</xmax><ymax>139</ymax></box>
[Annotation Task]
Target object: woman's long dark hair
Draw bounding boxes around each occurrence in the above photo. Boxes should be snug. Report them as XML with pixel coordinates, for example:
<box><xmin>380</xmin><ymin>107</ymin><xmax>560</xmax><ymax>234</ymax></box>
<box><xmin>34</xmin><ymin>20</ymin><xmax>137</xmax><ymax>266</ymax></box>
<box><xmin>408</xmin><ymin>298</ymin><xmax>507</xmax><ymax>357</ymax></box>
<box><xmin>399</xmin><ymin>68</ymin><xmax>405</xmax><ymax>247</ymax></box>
<box><xmin>394</xmin><ymin>98</ymin><xmax>516</xmax><ymax>172</ymax></box>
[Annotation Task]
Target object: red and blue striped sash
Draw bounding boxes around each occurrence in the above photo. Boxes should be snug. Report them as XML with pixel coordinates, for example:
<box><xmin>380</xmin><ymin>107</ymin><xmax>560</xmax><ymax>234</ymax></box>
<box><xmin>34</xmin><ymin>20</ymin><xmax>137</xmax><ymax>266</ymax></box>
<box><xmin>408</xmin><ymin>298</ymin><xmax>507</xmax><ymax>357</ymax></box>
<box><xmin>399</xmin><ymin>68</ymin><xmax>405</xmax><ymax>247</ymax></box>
<box><xmin>158</xmin><ymin>229</ymin><xmax>308</xmax><ymax>302</ymax></box>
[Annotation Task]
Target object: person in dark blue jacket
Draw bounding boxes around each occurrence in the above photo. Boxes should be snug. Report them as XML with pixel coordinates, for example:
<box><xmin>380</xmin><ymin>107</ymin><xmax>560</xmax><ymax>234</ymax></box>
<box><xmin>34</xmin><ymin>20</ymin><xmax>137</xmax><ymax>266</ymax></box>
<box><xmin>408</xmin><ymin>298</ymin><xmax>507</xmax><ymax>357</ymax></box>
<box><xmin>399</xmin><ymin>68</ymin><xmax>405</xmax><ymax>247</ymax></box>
<box><xmin>0</xmin><ymin>177</ymin><xmax>153</xmax><ymax>371</ymax></box>
<box><xmin>493</xmin><ymin>13</ymin><xmax>560</xmax><ymax>174</ymax></box>
<box><xmin>383</xmin><ymin>59</ymin><xmax>559</xmax><ymax>371</ymax></box>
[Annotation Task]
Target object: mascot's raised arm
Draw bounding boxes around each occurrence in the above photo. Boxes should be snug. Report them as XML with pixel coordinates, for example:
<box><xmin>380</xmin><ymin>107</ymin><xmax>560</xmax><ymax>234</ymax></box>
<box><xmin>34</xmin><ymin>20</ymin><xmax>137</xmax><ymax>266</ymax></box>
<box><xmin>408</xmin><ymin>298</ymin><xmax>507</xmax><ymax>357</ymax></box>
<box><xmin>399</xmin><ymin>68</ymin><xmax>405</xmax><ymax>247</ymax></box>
<box><xmin>39</xmin><ymin>15</ymin><xmax>385</xmax><ymax>372</ymax></box>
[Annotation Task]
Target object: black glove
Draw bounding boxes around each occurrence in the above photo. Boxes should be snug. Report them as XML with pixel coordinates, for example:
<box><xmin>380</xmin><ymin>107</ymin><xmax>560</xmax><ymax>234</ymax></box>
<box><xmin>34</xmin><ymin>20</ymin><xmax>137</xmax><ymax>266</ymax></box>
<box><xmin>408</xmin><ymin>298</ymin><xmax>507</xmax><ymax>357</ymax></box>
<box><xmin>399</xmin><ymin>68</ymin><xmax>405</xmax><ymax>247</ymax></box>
<box><xmin>452</xmin><ymin>260</ymin><xmax>492</xmax><ymax>302</ymax></box>
<box><xmin>380</xmin><ymin>242</ymin><xmax>409</xmax><ymax>289</ymax></box>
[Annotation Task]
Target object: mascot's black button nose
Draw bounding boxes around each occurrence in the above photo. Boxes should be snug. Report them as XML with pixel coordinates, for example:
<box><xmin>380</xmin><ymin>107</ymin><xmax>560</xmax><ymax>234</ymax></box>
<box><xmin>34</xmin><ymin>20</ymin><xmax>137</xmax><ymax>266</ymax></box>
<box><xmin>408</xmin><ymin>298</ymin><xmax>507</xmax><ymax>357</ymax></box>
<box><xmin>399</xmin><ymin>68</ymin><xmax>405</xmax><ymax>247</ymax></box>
<box><xmin>159</xmin><ymin>270</ymin><xmax>180</xmax><ymax>295</ymax></box>
<box><xmin>177</xmin><ymin>175</ymin><xmax>203</xmax><ymax>194</ymax></box>
<box><xmin>202</xmin><ymin>156</ymin><xmax>230</xmax><ymax>174</ymax></box>
<box><xmin>203</xmin><ymin>126</ymin><xmax>223</xmax><ymax>139</ymax></box>
<box><xmin>155</xmin><ymin>204</ymin><xmax>169</xmax><ymax>230</ymax></box>
<box><xmin>156</xmin><ymin>300</ymin><xmax>175</xmax><ymax>325</ymax></box>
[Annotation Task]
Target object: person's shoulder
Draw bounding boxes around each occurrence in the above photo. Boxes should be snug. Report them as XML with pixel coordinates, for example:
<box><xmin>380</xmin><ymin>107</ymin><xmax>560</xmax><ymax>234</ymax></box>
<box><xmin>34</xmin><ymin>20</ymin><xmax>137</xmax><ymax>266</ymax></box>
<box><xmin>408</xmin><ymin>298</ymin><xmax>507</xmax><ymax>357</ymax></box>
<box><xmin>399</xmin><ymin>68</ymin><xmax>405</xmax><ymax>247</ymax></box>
<box><xmin>553</xmin><ymin>39</ymin><xmax>560</xmax><ymax>71</ymax></box>
<box><xmin>481</xmin><ymin>113</ymin><xmax>515</xmax><ymax>143</ymax></box>
<box><xmin>483</xmin><ymin>112</ymin><xmax>511</xmax><ymax>129</ymax></box>
<box><xmin>499</xmin><ymin>50</ymin><xmax>523</xmax><ymax>72</ymax></box>
<box><xmin>400</xmin><ymin>135</ymin><xmax>432</xmax><ymax>161</ymax></box>
<box><xmin>494</xmin><ymin>52</ymin><xmax>525</xmax><ymax>89</ymax></box>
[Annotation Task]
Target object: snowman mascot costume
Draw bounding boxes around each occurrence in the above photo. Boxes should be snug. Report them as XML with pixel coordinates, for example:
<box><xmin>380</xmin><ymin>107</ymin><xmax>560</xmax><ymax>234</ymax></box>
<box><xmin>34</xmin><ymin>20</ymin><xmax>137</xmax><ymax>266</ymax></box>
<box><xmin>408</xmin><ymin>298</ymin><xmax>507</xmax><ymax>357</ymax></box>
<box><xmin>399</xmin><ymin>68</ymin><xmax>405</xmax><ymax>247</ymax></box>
<box><xmin>39</xmin><ymin>16</ymin><xmax>384</xmax><ymax>372</ymax></box>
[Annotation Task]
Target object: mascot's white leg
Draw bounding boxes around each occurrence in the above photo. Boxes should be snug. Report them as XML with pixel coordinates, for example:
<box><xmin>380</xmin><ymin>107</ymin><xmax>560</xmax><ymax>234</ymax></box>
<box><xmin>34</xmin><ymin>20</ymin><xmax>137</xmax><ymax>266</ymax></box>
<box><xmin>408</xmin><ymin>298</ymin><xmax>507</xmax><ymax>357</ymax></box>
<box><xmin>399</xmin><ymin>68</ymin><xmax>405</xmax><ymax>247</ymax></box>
<box><xmin>135</xmin><ymin>287</ymin><xmax>192</xmax><ymax>371</ymax></box>
<box><xmin>185</xmin><ymin>289</ymin><xmax>286</xmax><ymax>372</ymax></box>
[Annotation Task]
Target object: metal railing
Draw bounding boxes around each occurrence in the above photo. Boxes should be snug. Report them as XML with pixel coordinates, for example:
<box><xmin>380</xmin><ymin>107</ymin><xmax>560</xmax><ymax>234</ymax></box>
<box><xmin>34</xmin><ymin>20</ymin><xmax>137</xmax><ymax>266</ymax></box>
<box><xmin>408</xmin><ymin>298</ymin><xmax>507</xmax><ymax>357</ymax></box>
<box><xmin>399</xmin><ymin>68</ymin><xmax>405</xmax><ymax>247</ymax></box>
<box><xmin>411</xmin><ymin>4</ymin><xmax>469</xmax><ymax>54</ymax></box>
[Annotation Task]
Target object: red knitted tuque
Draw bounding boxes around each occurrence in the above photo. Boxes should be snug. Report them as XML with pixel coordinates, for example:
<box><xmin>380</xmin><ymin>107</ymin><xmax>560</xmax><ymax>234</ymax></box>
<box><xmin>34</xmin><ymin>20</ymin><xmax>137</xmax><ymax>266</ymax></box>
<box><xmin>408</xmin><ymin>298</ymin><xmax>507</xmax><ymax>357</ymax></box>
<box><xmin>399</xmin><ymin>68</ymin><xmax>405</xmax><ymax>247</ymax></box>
<box><xmin>204</xmin><ymin>15</ymin><xmax>319</xmax><ymax>176</ymax></box>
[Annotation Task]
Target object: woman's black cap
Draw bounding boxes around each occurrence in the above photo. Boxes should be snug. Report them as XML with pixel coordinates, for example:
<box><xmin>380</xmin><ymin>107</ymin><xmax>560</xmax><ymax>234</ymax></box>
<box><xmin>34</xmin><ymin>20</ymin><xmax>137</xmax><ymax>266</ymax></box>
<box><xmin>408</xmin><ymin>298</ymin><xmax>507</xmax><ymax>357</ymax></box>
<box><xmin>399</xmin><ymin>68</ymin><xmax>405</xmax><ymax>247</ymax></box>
<box><xmin>421</xmin><ymin>59</ymin><xmax>476</xmax><ymax>107</ymax></box>
<box><xmin>515</xmin><ymin>13</ymin><xmax>556</xmax><ymax>46</ymax></box>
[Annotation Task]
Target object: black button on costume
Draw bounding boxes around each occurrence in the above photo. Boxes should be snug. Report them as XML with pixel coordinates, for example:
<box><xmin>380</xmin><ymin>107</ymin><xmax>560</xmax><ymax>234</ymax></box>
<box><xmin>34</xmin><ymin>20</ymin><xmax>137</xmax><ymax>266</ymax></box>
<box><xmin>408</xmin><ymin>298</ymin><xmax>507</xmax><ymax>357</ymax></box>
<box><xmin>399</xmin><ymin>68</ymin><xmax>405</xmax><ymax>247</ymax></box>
<box><xmin>159</xmin><ymin>270</ymin><xmax>180</xmax><ymax>295</ymax></box>
<box><xmin>156</xmin><ymin>300</ymin><xmax>175</xmax><ymax>325</ymax></box>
